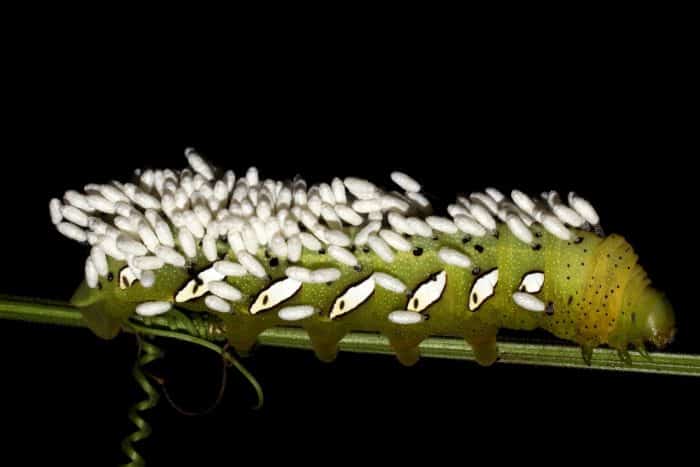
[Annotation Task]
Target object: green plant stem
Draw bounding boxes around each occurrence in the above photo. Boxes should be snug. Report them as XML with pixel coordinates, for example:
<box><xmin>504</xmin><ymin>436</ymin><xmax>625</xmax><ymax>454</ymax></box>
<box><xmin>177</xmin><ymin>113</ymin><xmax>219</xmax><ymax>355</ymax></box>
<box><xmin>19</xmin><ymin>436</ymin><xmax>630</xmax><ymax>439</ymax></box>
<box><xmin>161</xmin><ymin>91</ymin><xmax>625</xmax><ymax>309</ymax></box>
<box><xmin>1</xmin><ymin>295</ymin><xmax>699</xmax><ymax>377</ymax></box>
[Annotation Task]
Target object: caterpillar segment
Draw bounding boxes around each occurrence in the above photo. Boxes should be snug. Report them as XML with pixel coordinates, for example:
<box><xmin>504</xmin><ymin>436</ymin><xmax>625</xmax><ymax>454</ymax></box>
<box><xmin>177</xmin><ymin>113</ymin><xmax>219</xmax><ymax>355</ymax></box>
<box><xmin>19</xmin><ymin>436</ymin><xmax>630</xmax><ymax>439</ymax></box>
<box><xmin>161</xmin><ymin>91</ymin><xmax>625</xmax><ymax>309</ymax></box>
<box><xmin>55</xmin><ymin>150</ymin><xmax>676</xmax><ymax>367</ymax></box>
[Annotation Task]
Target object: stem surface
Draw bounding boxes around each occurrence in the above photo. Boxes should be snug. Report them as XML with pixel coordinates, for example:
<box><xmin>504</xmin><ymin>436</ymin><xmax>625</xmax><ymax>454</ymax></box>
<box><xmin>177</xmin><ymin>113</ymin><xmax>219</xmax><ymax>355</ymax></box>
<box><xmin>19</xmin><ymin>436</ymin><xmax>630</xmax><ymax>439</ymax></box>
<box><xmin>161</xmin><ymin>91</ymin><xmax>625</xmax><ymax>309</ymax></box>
<box><xmin>1</xmin><ymin>295</ymin><xmax>698</xmax><ymax>377</ymax></box>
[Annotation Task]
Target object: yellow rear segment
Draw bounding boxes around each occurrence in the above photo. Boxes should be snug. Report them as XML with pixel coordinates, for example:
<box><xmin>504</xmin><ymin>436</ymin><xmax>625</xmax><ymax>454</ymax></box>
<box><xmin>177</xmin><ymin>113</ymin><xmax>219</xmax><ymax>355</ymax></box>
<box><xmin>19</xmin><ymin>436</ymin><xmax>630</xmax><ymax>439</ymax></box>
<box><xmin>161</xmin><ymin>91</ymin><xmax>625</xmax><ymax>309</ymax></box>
<box><xmin>577</xmin><ymin>234</ymin><xmax>640</xmax><ymax>346</ymax></box>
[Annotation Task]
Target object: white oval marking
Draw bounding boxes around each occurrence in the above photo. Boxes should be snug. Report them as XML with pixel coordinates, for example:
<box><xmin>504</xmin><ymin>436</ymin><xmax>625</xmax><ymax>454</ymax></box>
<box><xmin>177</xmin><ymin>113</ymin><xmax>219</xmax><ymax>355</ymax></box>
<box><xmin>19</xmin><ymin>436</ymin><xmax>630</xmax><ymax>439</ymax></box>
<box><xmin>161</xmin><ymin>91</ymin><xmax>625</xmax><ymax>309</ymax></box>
<box><xmin>119</xmin><ymin>266</ymin><xmax>139</xmax><ymax>290</ymax></box>
<box><xmin>407</xmin><ymin>271</ymin><xmax>446</xmax><ymax>312</ymax></box>
<box><xmin>330</xmin><ymin>275</ymin><xmax>376</xmax><ymax>319</ymax></box>
<box><xmin>469</xmin><ymin>269</ymin><xmax>499</xmax><ymax>311</ymax></box>
<box><xmin>518</xmin><ymin>271</ymin><xmax>544</xmax><ymax>294</ymax></box>
<box><xmin>250</xmin><ymin>277</ymin><xmax>302</xmax><ymax>315</ymax></box>
<box><xmin>174</xmin><ymin>266</ymin><xmax>226</xmax><ymax>303</ymax></box>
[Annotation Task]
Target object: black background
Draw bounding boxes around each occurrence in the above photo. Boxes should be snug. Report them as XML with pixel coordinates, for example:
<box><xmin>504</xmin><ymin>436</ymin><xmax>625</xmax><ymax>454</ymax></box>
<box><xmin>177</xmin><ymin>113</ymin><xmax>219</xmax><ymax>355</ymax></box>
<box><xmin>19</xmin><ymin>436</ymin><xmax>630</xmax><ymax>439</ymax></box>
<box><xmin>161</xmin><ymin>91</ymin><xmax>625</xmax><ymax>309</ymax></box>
<box><xmin>1</xmin><ymin>22</ymin><xmax>696</xmax><ymax>466</ymax></box>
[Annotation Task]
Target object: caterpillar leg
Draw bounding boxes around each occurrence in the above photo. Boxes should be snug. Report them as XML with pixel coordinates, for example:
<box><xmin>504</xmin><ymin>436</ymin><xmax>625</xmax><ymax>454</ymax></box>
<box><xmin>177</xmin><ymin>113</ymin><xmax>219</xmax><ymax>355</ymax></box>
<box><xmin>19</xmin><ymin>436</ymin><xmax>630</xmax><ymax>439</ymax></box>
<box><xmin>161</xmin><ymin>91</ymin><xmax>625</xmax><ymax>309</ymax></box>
<box><xmin>306</xmin><ymin>325</ymin><xmax>346</xmax><ymax>363</ymax></box>
<box><xmin>465</xmin><ymin>333</ymin><xmax>499</xmax><ymax>366</ymax></box>
<box><xmin>223</xmin><ymin>317</ymin><xmax>268</xmax><ymax>355</ymax></box>
<box><xmin>388</xmin><ymin>337</ymin><xmax>422</xmax><ymax>367</ymax></box>
<box><xmin>580</xmin><ymin>345</ymin><xmax>594</xmax><ymax>366</ymax></box>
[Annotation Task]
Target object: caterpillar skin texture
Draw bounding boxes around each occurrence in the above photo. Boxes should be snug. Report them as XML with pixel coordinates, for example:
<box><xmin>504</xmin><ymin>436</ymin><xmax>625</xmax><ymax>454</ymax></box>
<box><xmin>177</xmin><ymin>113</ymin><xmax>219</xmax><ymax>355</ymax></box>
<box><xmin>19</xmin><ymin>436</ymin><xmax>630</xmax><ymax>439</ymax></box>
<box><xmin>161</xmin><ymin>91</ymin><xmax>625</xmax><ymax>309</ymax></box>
<box><xmin>58</xmin><ymin>151</ymin><xmax>676</xmax><ymax>366</ymax></box>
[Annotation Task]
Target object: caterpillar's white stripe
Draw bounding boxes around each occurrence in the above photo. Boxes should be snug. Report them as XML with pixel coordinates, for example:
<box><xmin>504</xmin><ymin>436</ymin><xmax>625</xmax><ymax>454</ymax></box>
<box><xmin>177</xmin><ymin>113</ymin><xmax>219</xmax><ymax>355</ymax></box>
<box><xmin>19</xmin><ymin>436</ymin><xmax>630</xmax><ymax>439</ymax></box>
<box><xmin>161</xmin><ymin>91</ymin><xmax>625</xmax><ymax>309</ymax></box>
<box><xmin>330</xmin><ymin>276</ymin><xmax>375</xmax><ymax>319</ymax></box>
<box><xmin>250</xmin><ymin>278</ymin><xmax>302</xmax><ymax>314</ymax></box>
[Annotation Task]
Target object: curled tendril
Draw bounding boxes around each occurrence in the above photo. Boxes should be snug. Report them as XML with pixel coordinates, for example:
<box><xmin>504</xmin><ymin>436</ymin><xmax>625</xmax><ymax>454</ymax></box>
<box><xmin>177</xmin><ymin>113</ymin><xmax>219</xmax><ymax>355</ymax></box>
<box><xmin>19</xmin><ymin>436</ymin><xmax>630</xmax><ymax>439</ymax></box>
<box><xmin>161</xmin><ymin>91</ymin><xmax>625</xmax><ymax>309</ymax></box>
<box><xmin>125</xmin><ymin>318</ymin><xmax>264</xmax><ymax>410</ymax></box>
<box><xmin>120</xmin><ymin>337</ymin><xmax>162</xmax><ymax>467</ymax></box>
<box><xmin>151</xmin><ymin>343</ymin><xmax>230</xmax><ymax>417</ymax></box>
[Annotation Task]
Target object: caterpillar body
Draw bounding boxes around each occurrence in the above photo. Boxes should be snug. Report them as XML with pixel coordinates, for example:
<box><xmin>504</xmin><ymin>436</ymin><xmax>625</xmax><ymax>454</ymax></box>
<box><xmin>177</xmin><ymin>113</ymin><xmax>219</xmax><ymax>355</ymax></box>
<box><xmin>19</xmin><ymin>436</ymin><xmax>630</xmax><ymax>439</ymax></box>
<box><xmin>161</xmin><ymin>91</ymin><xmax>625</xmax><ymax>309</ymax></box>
<box><xmin>53</xmin><ymin>149</ymin><xmax>675</xmax><ymax>367</ymax></box>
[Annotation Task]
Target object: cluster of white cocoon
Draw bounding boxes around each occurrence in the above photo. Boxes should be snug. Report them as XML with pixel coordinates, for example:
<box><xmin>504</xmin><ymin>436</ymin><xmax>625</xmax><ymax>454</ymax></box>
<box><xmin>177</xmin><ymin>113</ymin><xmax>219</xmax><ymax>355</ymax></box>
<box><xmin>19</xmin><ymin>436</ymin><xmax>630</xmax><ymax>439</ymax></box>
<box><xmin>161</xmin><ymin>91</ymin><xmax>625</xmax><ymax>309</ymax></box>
<box><xmin>51</xmin><ymin>148</ymin><xmax>601</xmax><ymax>317</ymax></box>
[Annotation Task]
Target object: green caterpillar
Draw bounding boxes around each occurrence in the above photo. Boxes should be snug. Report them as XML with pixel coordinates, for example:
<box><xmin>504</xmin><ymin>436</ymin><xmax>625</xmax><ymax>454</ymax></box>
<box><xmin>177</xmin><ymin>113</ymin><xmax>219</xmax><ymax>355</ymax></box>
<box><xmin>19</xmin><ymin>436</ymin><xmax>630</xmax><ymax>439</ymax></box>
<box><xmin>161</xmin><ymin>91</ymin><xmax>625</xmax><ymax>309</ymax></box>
<box><xmin>53</xmin><ymin>149</ymin><xmax>676</xmax><ymax>367</ymax></box>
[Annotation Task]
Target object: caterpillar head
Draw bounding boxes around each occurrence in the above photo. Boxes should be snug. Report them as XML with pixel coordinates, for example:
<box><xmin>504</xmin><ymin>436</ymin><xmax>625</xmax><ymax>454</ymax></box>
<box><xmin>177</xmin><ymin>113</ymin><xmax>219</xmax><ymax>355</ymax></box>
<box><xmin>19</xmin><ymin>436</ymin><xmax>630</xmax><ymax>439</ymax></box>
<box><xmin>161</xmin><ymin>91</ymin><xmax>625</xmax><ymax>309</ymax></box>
<box><xmin>634</xmin><ymin>288</ymin><xmax>675</xmax><ymax>349</ymax></box>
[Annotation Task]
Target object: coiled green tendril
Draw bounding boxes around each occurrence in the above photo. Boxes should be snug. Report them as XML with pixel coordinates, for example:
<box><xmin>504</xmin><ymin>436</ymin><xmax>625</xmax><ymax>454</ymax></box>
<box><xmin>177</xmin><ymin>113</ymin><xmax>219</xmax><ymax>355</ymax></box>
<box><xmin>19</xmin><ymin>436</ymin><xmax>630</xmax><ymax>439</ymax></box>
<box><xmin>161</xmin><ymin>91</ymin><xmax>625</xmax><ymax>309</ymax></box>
<box><xmin>120</xmin><ymin>337</ymin><xmax>162</xmax><ymax>467</ymax></box>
